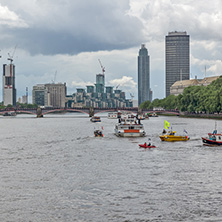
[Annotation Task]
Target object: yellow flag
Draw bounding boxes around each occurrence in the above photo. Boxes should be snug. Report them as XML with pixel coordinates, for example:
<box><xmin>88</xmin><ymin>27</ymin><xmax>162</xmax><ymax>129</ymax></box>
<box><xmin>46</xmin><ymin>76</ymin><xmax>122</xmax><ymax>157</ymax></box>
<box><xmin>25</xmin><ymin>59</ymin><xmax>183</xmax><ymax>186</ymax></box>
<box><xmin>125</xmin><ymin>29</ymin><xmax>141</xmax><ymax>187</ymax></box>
<box><xmin>165</xmin><ymin>120</ymin><xmax>170</xmax><ymax>130</ymax></box>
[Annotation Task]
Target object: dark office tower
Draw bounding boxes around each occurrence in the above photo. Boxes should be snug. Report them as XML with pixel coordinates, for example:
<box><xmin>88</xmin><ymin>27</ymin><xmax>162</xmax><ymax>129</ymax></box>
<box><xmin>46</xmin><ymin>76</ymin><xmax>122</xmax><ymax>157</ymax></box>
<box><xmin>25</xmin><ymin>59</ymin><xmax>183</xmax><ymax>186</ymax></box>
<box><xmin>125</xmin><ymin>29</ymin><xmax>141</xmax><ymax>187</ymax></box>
<box><xmin>165</xmin><ymin>31</ymin><xmax>190</xmax><ymax>97</ymax></box>
<box><xmin>138</xmin><ymin>44</ymin><xmax>151</xmax><ymax>106</ymax></box>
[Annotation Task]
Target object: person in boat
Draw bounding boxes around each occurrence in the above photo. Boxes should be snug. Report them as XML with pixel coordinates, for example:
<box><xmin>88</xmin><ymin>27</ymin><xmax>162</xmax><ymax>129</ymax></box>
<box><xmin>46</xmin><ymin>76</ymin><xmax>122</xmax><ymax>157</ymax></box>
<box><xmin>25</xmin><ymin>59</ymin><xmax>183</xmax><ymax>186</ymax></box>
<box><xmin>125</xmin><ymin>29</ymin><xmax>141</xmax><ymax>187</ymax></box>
<box><xmin>148</xmin><ymin>142</ymin><xmax>151</xmax><ymax>146</ymax></box>
<box><xmin>144</xmin><ymin>142</ymin><xmax>147</xmax><ymax>146</ymax></box>
<box><xmin>169</xmin><ymin>131</ymin><xmax>175</xmax><ymax>135</ymax></box>
<box><xmin>162</xmin><ymin>129</ymin><xmax>166</xmax><ymax>134</ymax></box>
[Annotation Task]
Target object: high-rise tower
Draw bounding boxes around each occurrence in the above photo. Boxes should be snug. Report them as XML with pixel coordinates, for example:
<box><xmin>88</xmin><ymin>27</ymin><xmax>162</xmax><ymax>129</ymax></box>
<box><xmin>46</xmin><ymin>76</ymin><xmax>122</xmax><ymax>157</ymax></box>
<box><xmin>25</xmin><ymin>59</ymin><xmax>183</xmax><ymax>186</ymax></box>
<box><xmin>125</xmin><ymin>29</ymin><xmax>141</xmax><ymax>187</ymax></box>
<box><xmin>3</xmin><ymin>63</ymin><xmax>16</xmax><ymax>106</ymax></box>
<box><xmin>165</xmin><ymin>31</ymin><xmax>190</xmax><ymax>97</ymax></box>
<box><xmin>138</xmin><ymin>44</ymin><xmax>151</xmax><ymax>106</ymax></box>
<box><xmin>95</xmin><ymin>74</ymin><xmax>105</xmax><ymax>93</ymax></box>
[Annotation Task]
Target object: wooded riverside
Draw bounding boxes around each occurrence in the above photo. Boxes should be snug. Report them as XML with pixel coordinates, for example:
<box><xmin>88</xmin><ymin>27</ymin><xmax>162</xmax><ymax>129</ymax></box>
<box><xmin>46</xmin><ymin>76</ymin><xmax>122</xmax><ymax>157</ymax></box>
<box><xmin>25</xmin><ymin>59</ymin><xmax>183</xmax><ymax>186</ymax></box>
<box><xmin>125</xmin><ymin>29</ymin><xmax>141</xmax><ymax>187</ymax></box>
<box><xmin>140</xmin><ymin>76</ymin><xmax>222</xmax><ymax>114</ymax></box>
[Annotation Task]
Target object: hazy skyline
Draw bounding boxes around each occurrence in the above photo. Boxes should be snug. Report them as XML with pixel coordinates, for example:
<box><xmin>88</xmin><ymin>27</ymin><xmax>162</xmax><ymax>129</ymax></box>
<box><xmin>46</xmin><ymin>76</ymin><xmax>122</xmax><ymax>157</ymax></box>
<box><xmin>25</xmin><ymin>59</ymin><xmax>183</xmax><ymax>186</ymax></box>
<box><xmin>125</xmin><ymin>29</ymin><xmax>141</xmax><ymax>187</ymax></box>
<box><xmin>0</xmin><ymin>0</ymin><xmax>222</xmax><ymax>102</ymax></box>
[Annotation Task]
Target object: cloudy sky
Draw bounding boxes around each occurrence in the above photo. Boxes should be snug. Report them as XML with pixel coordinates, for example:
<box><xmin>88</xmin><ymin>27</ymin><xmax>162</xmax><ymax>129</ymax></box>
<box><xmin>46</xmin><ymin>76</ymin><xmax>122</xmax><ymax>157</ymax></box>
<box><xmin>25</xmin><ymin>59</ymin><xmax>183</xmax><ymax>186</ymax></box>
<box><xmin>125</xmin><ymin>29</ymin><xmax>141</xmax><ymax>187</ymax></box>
<box><xmin>0</xmin><ymin>0</ymin><xmax>222</xmax><ymax>102</ymax></box>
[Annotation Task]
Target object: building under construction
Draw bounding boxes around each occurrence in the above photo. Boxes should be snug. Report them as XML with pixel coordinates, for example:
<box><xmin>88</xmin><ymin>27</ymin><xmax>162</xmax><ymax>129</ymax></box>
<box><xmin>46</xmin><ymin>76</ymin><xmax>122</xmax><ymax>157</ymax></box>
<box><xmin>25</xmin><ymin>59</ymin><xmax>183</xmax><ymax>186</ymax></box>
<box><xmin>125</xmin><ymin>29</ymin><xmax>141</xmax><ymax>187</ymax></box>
<box><xmin>66</xmin><ymin>63</ymin><xmax>132</xmax><ymax>108</ymax></box>
<box><xmin>3</xmin><ymin>63</ymin><xmax>16</xmax><ymax>106</ymax></box>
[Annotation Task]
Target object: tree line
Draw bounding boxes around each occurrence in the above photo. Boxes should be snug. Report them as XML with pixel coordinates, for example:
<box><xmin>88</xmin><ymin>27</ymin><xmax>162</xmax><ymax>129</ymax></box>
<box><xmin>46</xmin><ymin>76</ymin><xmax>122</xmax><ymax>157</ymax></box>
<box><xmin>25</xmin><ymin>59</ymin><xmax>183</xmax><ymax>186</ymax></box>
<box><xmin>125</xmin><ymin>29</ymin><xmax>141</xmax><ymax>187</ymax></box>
<box><xmin>0</xmin><ymin>102</ymin><xmax>38</xmax><ymax>110</ymax></box>
<box><xmin>140</xmin><ymin>76</ymin><xmax>222</xmax><ymax>113</ymax></box>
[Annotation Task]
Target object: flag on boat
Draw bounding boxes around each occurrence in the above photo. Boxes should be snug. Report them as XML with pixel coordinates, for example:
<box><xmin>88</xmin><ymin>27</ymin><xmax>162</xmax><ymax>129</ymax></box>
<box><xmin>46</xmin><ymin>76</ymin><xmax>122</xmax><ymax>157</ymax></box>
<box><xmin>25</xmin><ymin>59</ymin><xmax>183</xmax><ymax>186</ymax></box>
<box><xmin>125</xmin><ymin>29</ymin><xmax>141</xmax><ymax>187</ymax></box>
<box><xmin>165</xmin><ymin>120</ymin><xmax>170</xmax><ymax>130</ymax></box>
<box><xmin>101</xmin><ymin>126</ymin><xmax>104</xmax><ymax>130</ymax></box>
<box><xmin>213</xmin><ymin>130</ymin><xmax>217</xmax><ymax>134</ymax></box>
<box><xmin>184</xmin><ymin>129</ymin><xmax>188</xmax><ymax>134</ymax></box>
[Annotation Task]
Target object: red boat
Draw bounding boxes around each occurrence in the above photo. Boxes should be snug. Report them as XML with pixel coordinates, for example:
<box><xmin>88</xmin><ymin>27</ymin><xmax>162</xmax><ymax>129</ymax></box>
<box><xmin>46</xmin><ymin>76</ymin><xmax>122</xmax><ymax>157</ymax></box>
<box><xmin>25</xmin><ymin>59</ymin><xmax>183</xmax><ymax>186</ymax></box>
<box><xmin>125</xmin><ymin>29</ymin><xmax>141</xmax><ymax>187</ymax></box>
<box><xmin>139</xmin><ymin>143</ymin><xmax>156</xmax><ymax>148</ymax></box>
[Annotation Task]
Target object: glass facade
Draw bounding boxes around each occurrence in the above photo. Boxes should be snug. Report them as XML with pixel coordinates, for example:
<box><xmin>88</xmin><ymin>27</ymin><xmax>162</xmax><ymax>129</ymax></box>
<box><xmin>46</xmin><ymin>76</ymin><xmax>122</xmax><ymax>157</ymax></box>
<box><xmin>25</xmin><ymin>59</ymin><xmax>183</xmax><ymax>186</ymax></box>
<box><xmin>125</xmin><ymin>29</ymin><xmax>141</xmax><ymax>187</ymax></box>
<box><xmin>165</xmin><ymin>31</ymin><xmax>190</xmax><ymax>97</ymax></box>
<box><xmin>138</xmin><ymin>44</ymin><xmax>151</xmax><ymax>106</ymax></box>
<box><xmin>95</xmin><ymin>74</ymin><xmax>105</xmax><ymax>93</ymax></box>
<box><xmin>34</xmin><ymin>91</ymin><xmax>45</xmax><ymax>106</ymax></box>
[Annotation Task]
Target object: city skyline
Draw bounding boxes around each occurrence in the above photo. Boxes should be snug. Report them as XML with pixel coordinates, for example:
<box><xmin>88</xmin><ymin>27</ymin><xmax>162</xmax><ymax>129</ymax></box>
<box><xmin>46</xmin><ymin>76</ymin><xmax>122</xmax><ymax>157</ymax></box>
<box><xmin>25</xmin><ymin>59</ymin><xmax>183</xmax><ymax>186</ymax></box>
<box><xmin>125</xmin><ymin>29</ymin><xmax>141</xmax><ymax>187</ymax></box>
<box><xmin>0</xmin><ymin>1</ymin><xmax>221</xmax><ymax>102</ymax></box>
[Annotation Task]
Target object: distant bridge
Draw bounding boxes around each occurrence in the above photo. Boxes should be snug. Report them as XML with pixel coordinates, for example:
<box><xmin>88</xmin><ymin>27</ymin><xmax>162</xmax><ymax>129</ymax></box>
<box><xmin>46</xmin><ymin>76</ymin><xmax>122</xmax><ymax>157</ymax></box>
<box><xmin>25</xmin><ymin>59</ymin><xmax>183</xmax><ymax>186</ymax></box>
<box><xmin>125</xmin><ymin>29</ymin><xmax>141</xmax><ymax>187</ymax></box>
<box><xmin>0</xmin><ymin>107</ymin><xmax>180</xmax><ymax>117</ymax></box>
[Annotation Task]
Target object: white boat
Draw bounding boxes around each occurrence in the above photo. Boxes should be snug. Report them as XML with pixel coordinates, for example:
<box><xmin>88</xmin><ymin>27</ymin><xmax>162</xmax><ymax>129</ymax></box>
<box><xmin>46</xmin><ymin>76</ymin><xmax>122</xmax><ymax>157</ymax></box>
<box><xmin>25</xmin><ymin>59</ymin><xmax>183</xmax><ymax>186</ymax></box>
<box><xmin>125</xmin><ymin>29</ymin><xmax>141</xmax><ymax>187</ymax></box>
<box><xmin>90</xmin><ymin>116</ymin><xmax>101</xmax><ymax>122</ymax></box>
<box><xmin>3</xmin><ymin>111</ymin><xmax>16</xmax><ymax>116</ymax></box>
<box><xmin>107</xmin><ymin>112</ymin><xmax>118</xmax><ymax>119</ymax></box>
<box><xmin>121</xmin><ymin>112</ymin><xmax>136</xmax><ymax>120</ymax></box>
<box><xmin>149</xmin><ymin>112</ymin><xmax>158</xmax><ymax>117</ymax></box>
<box><xmin>137</xmin><ymin>115</ymin><xmax>145</xmax><ymax>120</ymax></box>
<box><xmin>114</xmin><ymin>117</ymin><xmax>146</xmax><ymax>137</ymax></box>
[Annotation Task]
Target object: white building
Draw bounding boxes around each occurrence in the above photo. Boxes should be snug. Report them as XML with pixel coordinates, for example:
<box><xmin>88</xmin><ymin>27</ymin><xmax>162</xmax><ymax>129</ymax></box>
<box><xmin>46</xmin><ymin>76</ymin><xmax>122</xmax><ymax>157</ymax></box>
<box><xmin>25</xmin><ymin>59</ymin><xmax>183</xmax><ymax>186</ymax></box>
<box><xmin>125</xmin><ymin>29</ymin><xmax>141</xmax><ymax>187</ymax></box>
<box><xmin>170</xmin><ymin>76</ymin><xmax>221</xmax><ymax>96</ymax></box>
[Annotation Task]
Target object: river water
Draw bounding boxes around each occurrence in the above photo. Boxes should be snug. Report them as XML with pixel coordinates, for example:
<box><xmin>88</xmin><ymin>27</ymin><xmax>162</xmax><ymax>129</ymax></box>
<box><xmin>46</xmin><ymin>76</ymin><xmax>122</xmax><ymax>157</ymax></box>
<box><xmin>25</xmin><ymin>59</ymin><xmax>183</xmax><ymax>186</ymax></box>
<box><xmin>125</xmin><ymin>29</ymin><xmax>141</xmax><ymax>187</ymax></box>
<box><xmin>0</xmin><ymin>113</ymin><xmax>222</xmax><ymax>222</ymax></box>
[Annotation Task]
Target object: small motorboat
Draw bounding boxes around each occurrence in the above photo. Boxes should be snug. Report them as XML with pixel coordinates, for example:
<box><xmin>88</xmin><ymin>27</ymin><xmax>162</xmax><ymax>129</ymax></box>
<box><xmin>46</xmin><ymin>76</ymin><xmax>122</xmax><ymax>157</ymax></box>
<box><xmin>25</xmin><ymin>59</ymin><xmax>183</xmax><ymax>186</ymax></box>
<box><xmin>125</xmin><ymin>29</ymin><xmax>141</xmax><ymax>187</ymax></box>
<box><xmin>3</xmin><ymin>111</ymin><xmax>16</xmax><ymax>116</ymax></box>
<box><xmin>160</xmin><ymin>121</ymin><xmax>189</xmax><ymax>142</ymax></box>
<box><xmin>90</xmin><ymin>116</ymin><xmax>101</xmax><ymax>122</ymax></box>
<box><xmin>139</xmin><ymin>143</ymin><xmax>156</xmax><ymax>148</ymax></box>
<box><xmin>94</xmin><ymin>130</ymin><xmax>103</xmax><ymax>137</ymax></box>
<box><xmin>202</xmin><ymin>130</ymin><xmax>222</xmax><ymax>146</ymax></box>
<box><xmin>147</xmin><ymin>112</ymin><xmax>158</xmax><ymax>117</ymax></box>
<box><xmin>159</xmin><ymin>131</ymin><xmax>189</xmax><ymax>142</ymax></box>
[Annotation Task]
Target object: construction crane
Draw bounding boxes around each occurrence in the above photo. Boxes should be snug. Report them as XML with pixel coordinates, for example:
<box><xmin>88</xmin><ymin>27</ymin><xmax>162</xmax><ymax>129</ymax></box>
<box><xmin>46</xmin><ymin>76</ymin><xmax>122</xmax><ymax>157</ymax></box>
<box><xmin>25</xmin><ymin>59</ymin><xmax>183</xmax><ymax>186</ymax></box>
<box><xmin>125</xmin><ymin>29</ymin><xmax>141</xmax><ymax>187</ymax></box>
<box><xmin>98</xmin><ymin>59</ymin><xmax>105</xmax><ymax>75</ymax></box>
<box><xmin>115</xmin><ymin>84</ymin><xmax>120</xmax><ymax>90</ymax></box>
<box><xmin>130</xmin><ymin>93</ymin><xmax>134</xmax><ymax>101</ymax></box>
<box><xmin>8</xmin><ymin>45</ymin><xmax>17</xmax><ymax>63</ymax></box>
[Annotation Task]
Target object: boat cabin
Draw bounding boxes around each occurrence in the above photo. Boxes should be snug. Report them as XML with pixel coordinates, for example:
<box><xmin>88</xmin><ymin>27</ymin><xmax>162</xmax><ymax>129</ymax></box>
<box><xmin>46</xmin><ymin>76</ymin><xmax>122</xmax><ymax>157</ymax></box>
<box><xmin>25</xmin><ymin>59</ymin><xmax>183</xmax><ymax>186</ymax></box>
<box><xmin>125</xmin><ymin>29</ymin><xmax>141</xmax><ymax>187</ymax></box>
<box><xmin>208</xmin><ymin>133</ymin><xmax>222</xmax><ymax>142</ymax></box>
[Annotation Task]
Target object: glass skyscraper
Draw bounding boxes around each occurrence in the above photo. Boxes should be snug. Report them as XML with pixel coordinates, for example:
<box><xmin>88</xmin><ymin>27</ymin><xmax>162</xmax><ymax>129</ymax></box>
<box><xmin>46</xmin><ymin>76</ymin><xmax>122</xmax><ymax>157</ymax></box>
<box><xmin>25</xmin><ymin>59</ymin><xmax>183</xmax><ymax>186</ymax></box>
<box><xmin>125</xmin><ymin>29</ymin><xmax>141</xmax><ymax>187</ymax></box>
<box><xmin>138</xmin><ymin>44</ymin><xmax>151</xmax><ymax>106</ymax></box>
<box><xmin>165</xmin><ymin>31</ymin><xmax>190</xmax><ymax>97</ymax></box>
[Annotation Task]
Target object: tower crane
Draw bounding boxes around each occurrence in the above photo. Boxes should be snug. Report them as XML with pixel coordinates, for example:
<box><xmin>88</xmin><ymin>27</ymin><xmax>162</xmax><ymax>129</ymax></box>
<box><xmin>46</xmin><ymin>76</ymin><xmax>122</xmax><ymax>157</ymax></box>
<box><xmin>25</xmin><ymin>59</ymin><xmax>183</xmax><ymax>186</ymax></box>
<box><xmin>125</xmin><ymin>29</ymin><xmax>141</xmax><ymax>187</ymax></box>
<box><xmin>115</xmin><ymin>84</ymin><xmax>120</xmax><ymax>90</ymax></box>
<box><xmin>130</xmin><ymin>93</ymin><xmax>134</xmax><ymax>101</ymax></box>
<box><xmin>8</xmin><ymin>45</ymin><xmax>17</xmax><ymax>64</ymax></box>
<box><xmin>98</xmin><ymin>59</ymin><xmax>105</xmax><ymax>75</ymax></box>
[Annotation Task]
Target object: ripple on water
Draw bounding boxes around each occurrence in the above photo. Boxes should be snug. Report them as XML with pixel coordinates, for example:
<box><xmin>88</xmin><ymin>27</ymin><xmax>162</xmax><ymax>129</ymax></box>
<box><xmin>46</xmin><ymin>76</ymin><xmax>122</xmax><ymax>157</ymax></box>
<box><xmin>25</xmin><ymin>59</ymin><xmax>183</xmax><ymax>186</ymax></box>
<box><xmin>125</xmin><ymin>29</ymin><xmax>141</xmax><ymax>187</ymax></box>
<box><xmin>0</xmin><ymin>115</ymin><xmax>222</xmax><ymax>221</ymax></box>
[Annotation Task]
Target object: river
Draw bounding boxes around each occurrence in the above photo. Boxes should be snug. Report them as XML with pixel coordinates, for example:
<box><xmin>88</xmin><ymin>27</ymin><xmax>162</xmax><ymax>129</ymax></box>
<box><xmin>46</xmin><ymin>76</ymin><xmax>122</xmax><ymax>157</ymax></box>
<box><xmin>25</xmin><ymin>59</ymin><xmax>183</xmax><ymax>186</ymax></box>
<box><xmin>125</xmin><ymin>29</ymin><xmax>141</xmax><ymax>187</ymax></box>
<box><xmin>0</xmin><ymin>113</ymin><xmax>222</xmax><ymax>222</ymax></box>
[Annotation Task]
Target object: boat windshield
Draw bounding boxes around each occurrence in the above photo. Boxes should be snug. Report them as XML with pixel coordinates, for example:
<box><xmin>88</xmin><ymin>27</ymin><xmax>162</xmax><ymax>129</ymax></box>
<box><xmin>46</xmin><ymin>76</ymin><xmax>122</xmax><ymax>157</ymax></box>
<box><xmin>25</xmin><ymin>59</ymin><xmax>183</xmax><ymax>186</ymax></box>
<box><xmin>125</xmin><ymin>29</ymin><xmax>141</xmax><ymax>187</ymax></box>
<box><xmin>168</xmin><ymin>131</ymin><xmax>175</xmax><ymax>135</ymax></box>
<box><xmin>209</xmin><ymin>135</ymin><xmax>216</xmax><ymax>140</ymax></box>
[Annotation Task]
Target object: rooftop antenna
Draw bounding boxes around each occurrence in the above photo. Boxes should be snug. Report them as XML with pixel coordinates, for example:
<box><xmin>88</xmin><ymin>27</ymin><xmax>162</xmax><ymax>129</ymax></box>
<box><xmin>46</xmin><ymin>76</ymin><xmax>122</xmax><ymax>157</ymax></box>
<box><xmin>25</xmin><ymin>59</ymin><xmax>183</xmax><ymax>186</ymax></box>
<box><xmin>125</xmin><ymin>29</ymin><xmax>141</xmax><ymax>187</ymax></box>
<box><xmin>52</xmin><ymin>70</ymin><xmax>57</xmax><ymax>84</ymax></box>
<box><xmin>26</xmin><ymin>87</ymin><xmax>28</xmax><ymax>104</ymax></box>
<box><xmin>180</xmin><ymin>69</ymin><xmax>182</xmax><ymax>82</ymax></box>
<box><xmin>115</xmin><ymin>84</ymin><xmax>120</xmax><ymax>90</ymax></box>
<box><xmin>204</xmin><ymin>65</ymin><xmax>207</xmax><ymax>83</ymax></box>
<box><xmin>98</xmin><ymin>59</ymin><xmax>105</xmax><ymax>75</ymax></box>
<box><xmin>8</xmin><ymin>45</ymin><xmax>17</xmax><ymax>64</ymax></box>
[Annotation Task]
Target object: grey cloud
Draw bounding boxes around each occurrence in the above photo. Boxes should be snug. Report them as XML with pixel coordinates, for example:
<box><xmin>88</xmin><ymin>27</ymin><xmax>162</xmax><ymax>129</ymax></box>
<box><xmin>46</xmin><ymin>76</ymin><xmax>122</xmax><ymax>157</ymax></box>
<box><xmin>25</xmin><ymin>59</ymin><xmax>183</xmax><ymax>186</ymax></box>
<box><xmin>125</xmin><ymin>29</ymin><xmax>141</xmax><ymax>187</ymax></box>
<box><xmin>138</xmin><ymin>0</ymin><xmax>222</xmax><ymax>42</ymax></box>
<box><xmin>0</xmin><ymin>0</ymin><xmax>145</xmax><ymax>55</ymax></box>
